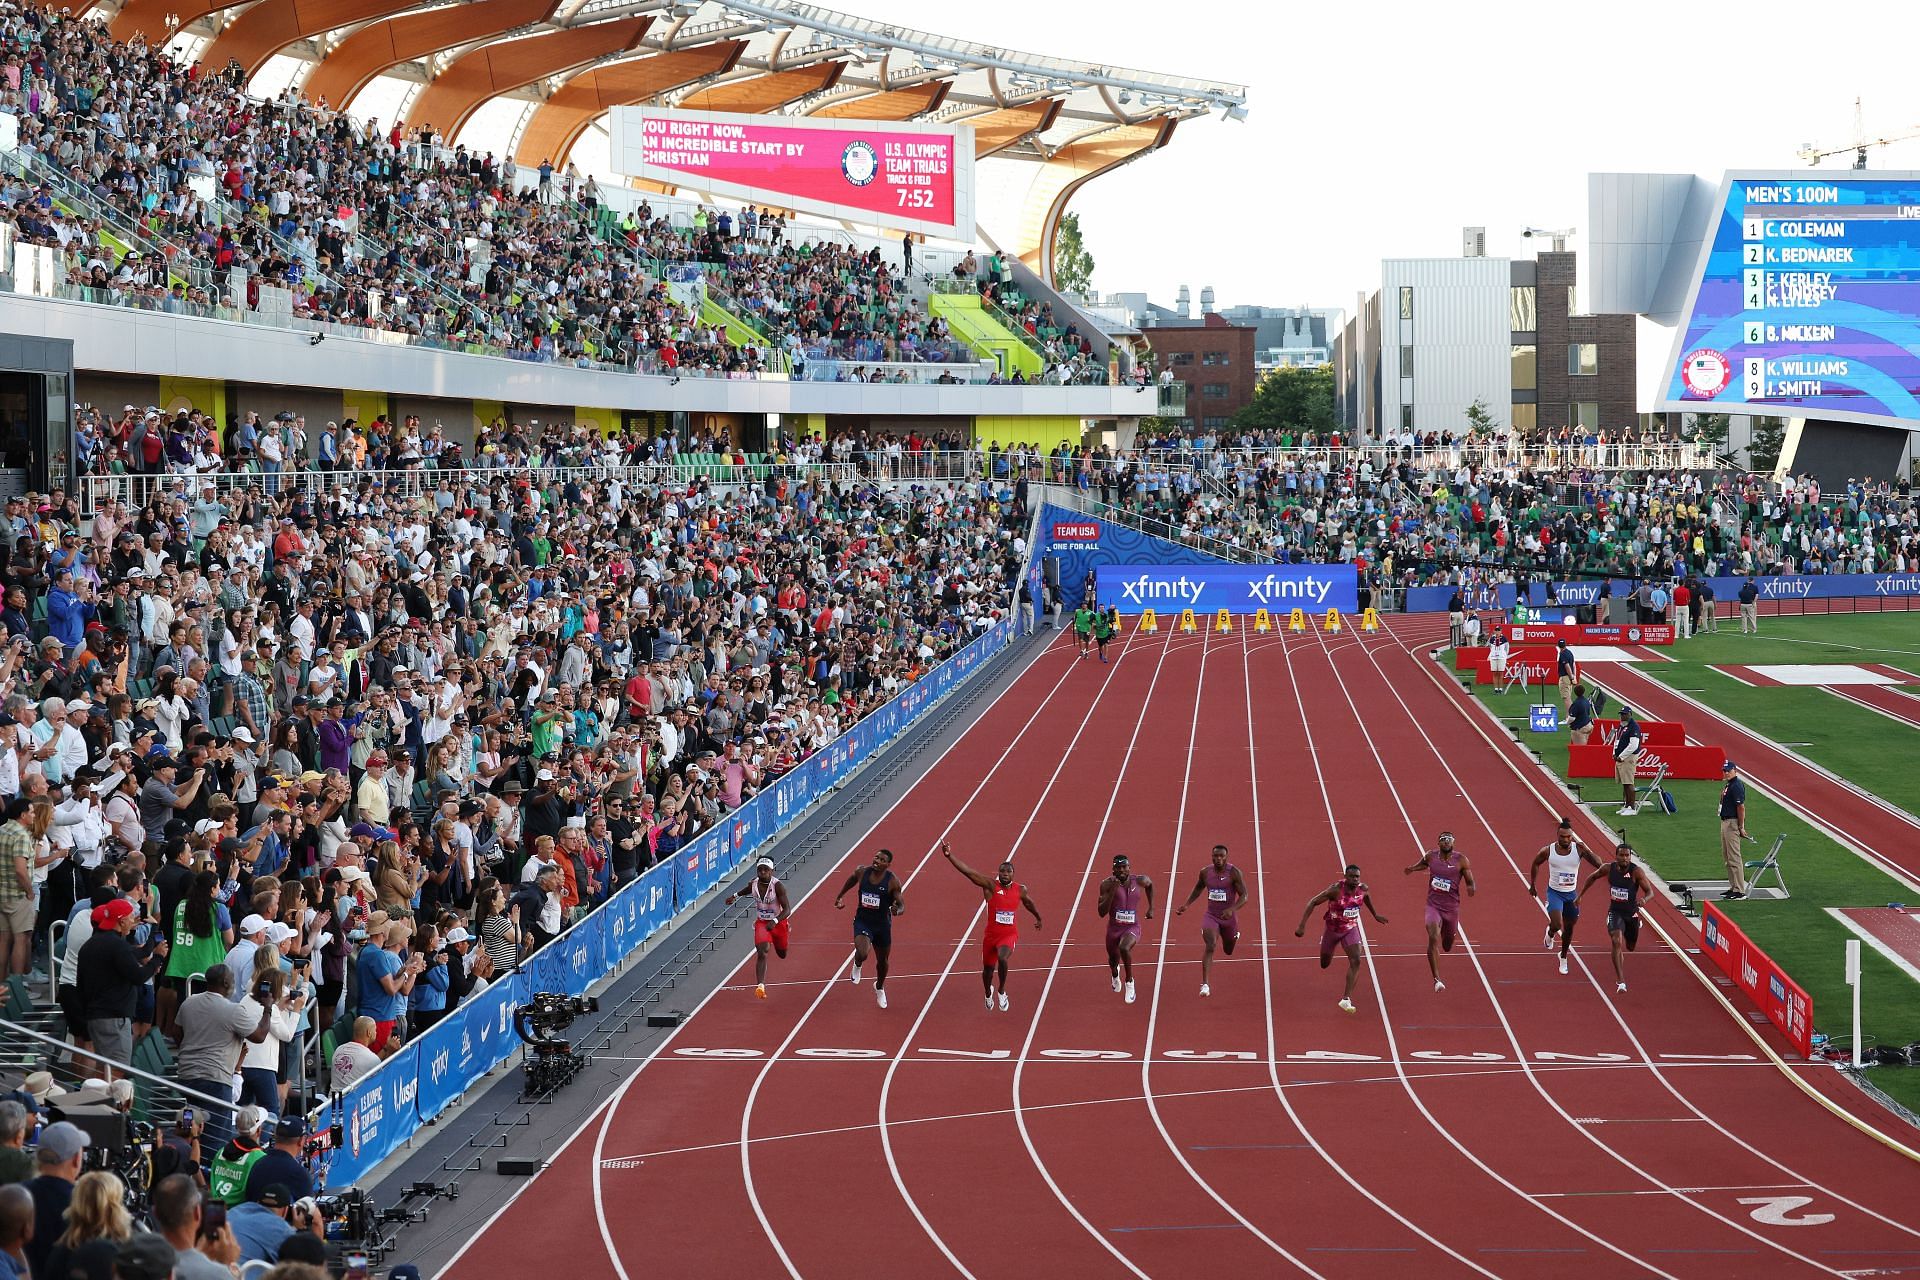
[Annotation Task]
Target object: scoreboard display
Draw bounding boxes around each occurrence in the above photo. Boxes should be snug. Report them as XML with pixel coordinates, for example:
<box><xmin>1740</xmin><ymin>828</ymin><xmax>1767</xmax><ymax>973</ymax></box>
<box><xmin>1661</xmin><ymin>172</ymin><xmax>1920</xmax><ymax>428</ymax></box>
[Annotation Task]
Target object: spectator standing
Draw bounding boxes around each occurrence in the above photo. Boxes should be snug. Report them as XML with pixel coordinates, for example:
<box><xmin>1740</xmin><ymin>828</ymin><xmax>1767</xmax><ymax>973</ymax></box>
<box><xmin>1739</xmin><ymin>577</ymin><xmax>1760</xmax><ymax>633</ymax></box>
<box><xmin>235</xmin><ymin>969</ymin><xmax>301</xmax><ymax>1130</ymax></box>
<box><xmin>0</xmin><ymin>1104</ymin><xmax>31</xmax><ymax>1187</ymax></box>
<box><xmin>75</xmin><ymin>897</ymin><xmax>169</xmax><ymax>1074</ymax></box>
<box><xmin>24</xmin><ymin>1121</ymin><xmax>87</xmax><ymax>1280</ymax></box>
<box><xmin>241</xmin><ymin>1117</ymin><xmax>314</xmax><ymax>1205</ymax></box>
<box><xmin>40</xmin><ymin>1170</ymin><xmax>133</xmax><ymax>1280</ymax></box>
<box><xmin>0</xmin><ymin>802</ymin><xmax>32</xmax><ymax>980</ymax></box>
<box><xmin>1718</xmin><ymin>761</ymin><xmax>1750</xmax><ymax>901</ymax></box>
<box><xmin>356</xmin><ymin>920</ymin><xmax>423</xmax><ymax>1051</ymax></box>
<box><xmin>153</xmin><ymin>1174</ymin><xmax>235</xmax><ymax>1280</ymax></box>
<box><xmin>175</xmin><ymin>964</ymin><xmax>273</xmax><ymax>1149</ymax></box>
<box><xmin>0</xmin><ymin>1184</ymin><xmax>28</xmax><ymax>1280</ymax></box>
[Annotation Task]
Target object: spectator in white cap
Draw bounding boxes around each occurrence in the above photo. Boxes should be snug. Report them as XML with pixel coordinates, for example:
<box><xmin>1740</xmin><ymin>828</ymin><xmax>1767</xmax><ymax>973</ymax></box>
<box><xmin>223</xmin><ymin>915</ymin><xmax>272</xmax><ymax>1003</ymax></box>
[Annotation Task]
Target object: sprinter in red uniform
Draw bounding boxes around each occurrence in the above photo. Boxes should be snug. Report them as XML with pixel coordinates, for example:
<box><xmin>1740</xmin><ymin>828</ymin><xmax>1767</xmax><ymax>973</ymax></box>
<box><xmin>943</xmin><ymin>842</ymin><xmax>1042</xmax><ymax>1011</ymax></box>
<box><xmin>723</xmin><ymin>857</ymin><xmax>789</xmax><ymax>999</ymax></box>
<box><xmin>1295</xmin><ymin>864</ymin><xmax>1389</xmax><ymax>1013</ymax></box>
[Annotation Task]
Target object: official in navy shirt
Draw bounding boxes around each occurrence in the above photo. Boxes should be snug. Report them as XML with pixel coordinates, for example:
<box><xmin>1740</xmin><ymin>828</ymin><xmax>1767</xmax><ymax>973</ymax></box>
<box><xmin>1555</xmin><ymin>641</ymin><xmax>1576</xmax><ymax>712</ymax></box>
<box><xmin>1613</xmin><ymin>709</ymin><xmax>1645</xmax><ymax>816</ymax></box>
<box><xmin>1739</xmin><ymin>578</ymin><xmax>1760</xmax><ymax>634</ymax></box>
<box><xmin>1718</xmin><ymin>761</ymin><xmax>1749</xmax><ymax>899</ymax></box>
<box><xmin>1567</xmin><ymin>684</ymin><xmax>1595</xmax><ymax>746</ymax></box>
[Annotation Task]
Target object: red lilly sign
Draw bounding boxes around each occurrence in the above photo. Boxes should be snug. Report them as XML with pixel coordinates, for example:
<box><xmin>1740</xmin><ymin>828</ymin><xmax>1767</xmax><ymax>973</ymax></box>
<box><xmin>1700</xmin><ymin>904</ymin><xmax>1814</xmax><ymax>1058</ymax></box>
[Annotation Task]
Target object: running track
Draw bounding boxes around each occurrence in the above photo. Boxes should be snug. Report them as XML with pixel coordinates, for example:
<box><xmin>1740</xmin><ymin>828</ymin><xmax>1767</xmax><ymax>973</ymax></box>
<box><xmin>439</xmin><ymin>625</ymin><xmax>1920</xmax><ymax>1279</ymax></box>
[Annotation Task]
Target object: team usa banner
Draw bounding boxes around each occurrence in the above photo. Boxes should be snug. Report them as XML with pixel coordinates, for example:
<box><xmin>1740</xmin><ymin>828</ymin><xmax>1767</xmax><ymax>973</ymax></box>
<box><xmin>313</xmin><ymin>616</ymin><xmax>1016</xmax><ymax>1188</ymax></box>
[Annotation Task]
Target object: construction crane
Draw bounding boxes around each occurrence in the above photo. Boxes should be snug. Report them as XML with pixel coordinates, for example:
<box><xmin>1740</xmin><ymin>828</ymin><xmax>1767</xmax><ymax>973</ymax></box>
<box><xmin>1797</xmin><ymin>97</ymin><xmax>1920</xmax><ymax>168</ymax></box>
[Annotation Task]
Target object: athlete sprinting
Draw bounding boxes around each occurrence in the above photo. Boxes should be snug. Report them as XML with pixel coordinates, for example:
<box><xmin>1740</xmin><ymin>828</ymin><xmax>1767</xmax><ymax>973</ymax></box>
<box><xmin>1095</xmin><ymin>855</ymin><xmax>1155</xmax><ymax>1003</ymax></box>
<box><xmin>1404</xmin><ymin>832</ymin><xmax>1475</xmax><ymax>991</ymax></box>
<box><xmin>1175</xmin><ymin>844</ymin><xmax>1249</xmax><ymax>997</ymax></box>
<box><xmin>1295</xmin><ymin>864</ymin><xmax>1388</xmax><ymax>1012</ymax></box>
<box><xmin>944</xmin><ymin>842</ymin><xmax>1042</xmax><ymax>1011</ymax></box>
<box><xmin>1578</xmin><ymin>840</ymin><xmax>1656</xmax><ymax>993</ymax></box>
<box><xmin>723</xmin><ymin>857</ymin><xmax>790</xmax><ymax>999</ymax></box>
<box><xmin>834</xmin><ymin>848</ymin><xmax>904</xmax><ymax>1008</ymax></box>
<box><xmin>1073</xmin><ymin>604</ymin><xmax>1096</xmax><ymax>658</ymax></box>
<box><xmin>1528</xmin><ymin>818</ymin><xmax>1601</xmax><ymax>975</ymax></box>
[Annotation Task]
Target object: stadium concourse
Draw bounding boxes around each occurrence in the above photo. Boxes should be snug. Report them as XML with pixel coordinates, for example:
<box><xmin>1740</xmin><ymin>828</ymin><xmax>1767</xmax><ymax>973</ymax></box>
<box><xmin>439</xmin><ymin>617</ymin><xmax>1920</xmax><ymax>1280</ymax></box>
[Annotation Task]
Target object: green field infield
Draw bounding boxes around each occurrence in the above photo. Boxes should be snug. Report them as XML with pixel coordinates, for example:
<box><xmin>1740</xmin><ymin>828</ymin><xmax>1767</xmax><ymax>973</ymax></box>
<box><xmin>1461</xmin><ymin>664</ymin><xmax>1920</xmax><ymax>1120</ymax></box>
<box><xmin>1627</xmin><ymin>614</ymin><xmax>1920</xmax><ymax>816</ymax></box>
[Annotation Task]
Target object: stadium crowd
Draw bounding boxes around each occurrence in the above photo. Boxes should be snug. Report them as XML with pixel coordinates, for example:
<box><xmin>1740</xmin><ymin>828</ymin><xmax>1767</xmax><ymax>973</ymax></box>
<box><xmin>0</xmin><ymin>6</ymin><xmax>974</xmax><ymax>378</ymax></box>
<box><xmin>0</xmin><ymin>427</ymin><xmax>1022</xmax><ymax>1158</ymax></box>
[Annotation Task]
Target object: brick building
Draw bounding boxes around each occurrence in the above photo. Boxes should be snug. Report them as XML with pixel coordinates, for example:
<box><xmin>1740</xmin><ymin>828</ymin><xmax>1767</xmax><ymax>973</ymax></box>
<box><xmin>1141</xmin><ymin>313</ymin><xmax>1258</xmax><ymax>433</ymax></box>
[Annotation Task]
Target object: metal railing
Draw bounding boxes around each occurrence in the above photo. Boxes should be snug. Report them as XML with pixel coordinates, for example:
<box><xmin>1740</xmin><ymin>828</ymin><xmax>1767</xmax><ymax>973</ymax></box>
<box><xmin>79</xmin><ymin>459</ymin><xmax>864</xmax><ymax>510</ymax></box>
<box><xmin>0</xmin><ymin>1015</ymin><xmax>242</xmax><ymax>1138</ymax></box>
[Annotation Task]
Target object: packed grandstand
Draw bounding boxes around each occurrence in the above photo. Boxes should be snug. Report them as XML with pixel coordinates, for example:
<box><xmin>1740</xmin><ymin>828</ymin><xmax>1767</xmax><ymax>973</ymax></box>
<box><xmin>5</xmin><ymin>0</ymin><xmax>1920</xmax><ymax>1275</ymax></box>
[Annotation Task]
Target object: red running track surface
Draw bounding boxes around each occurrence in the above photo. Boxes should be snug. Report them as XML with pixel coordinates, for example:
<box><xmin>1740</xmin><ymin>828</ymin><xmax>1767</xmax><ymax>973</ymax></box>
<box><xmin>1828</xmin><ymin>683</ymin><xmax>1920</xmax><ymax>731</ymax></box>
<box><xmin>439</xmin><ymin>625</ymin><xmax>1920</xmax><ymax>1280</ymax></box>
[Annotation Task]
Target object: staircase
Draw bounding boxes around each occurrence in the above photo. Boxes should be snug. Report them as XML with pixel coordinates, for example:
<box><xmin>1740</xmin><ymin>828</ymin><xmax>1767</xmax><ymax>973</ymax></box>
<box><xmin>929</xmin><ymin>285</ymin><xmax>1045</xmax><ymax>380</ymax></box>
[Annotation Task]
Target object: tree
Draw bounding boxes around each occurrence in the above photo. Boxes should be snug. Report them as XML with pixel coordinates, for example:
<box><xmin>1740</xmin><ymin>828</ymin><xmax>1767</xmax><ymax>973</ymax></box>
<box><xmin>1748</xmin><ymin>416</ymin><xmax>1787</xmax><ymax>471</ymax></box>
<box><xmin>1688</xmin><ymin>412</ymin><xmax>1731</xmax><ymax>455</ymax></box>
<box><xmin>1464</xmin><ymin>397</ymin><xmax>1496</xmax><ymax>435</ymax></box>
<box><xmin>1234</xmin><ymin>363</ymin><xmax>1337</xmax><ymax>435</ymax></box>
<box><xmin>1053</xmin><ymin>212</ymin><xmax>1095</xmax><ymax>296</ymax></box>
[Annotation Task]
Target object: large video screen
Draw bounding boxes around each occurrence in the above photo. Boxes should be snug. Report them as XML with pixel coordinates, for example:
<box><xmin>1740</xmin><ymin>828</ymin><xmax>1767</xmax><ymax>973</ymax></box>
<box><xmin>1660</xmin><ymin>172</ymin><xmax>1920</xmax><ymax>428</ymax></box>
<box><xmin>608</xmin><ymin>106</ymin><xmax>974</xmax><ymax>239</ymax></box>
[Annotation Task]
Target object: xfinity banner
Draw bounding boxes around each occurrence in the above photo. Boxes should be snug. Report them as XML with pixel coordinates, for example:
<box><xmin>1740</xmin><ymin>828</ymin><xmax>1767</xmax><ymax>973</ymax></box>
<box><xmin>1097</xmin><ymin>564</ymin><xmax>1358</xmax><ymax>615</ymax></box>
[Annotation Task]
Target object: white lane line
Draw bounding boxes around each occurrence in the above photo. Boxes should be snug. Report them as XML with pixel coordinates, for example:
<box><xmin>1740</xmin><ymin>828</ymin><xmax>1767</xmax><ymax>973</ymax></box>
<box><xmin>1248</xmin><ymin>626</ymin><xmax>1507</xmax><ymax>1278</ymax></box>
<box><xmin>1135</xmin><ymin>619</ymin><xmax>1332</xmax><ymax>1274</ymax></box>
<box><xmin>1365</xmin><ymin>629</ymin><xmax>1920</xmax><ymax>1254</ymax></box>
<box><xmin>1287</xmin><ymin>627</ymin><xmax>1681</xmax><ymax>1280</ymax></box>
<box><xmin>871</xmin><ymin>623</ymin><xmax>1166</xmax><ymax>1280</ymax></box>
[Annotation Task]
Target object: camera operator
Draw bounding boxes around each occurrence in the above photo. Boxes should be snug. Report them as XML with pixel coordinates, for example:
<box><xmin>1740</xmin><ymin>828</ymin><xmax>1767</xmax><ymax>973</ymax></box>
<box><xmin>229</xmin><ymin>1182</ymin><xmax>322</xmax><ymax>1267</ymax></box>
<box><xmin>241</xmin><ymin>1114</ymin><xmax>312</xmax><ymax>1206</ymax></box>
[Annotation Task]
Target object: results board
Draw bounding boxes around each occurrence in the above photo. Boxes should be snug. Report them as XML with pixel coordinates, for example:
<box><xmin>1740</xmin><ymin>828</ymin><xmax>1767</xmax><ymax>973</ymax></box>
<box><xmin>1661</xmin><ymin>172</ymin><xmax>1920</xmax><ymax>428</ymax></box>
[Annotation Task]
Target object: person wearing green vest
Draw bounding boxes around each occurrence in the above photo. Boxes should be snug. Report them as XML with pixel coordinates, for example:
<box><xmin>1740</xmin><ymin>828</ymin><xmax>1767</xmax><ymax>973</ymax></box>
<box><xmin>1073</xmin><ymin>604</ymin><xmax>1096</xmax><ymax>658</ymax></box>
<box><xmin>1092</xmin><ymin>608</ymin><xmax>1115</xmax><ymax>663</ymax></box>
<box><xmin>207</xmin><ymin>1105</ymin><xmax>268</xmax><ymax>1207</ymax></box>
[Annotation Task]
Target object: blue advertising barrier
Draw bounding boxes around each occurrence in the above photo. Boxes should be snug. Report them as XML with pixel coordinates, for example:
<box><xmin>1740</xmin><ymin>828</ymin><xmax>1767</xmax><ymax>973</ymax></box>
<box><xmin>416</xmin><ymin>973</ymin><xmax>526</xmax><ymax>1123</ymax></box>
<box><xmin>323</xmin><ymin>1036</ymin><xmax>421</xmax><ymax>1188</ymax></box>
<box><xmin>311</xmin><ymin>615</ymin><xmax>1015</xmax><ymax>1190</ymax></box>
<box><xmin>1094</xmin><ymin>563</ymin><xmax>1359</xmax><ymax>616</ymax></box>
<box><xmin>1405</xmin><ymin>571</ymin><xmax>1920</xmax><ymax>615</ymax></box>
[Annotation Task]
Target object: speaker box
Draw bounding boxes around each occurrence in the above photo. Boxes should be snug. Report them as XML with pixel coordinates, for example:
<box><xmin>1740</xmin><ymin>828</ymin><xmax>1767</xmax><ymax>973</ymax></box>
<box><xmin>645</xmin><ymin>1011</ymin><xmax>685</xmax><ymax>1028</ymax></box>
<box><xmin>497</xmin><ymin>1158</ymin><xmax>542</xmax><ymax>1176</ymax></box>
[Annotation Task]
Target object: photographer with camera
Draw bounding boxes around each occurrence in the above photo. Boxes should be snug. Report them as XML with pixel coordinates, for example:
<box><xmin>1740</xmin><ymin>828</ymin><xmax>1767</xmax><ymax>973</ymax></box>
<box><xmin>228</xmin><ymin>1181</ymin><xmax>322</xmax><ymax>1267</ymax></box>
<box><xmin>152</xmin><ymin>1173</ymin><xmax>235</xmax><ymax>1280</ymax></box>
<box><xmin>355</xmin><ymin>919</ymin><xmax>424</xmax><ymax>1053</ymax></box>
<box><xmin>235</xmin><ymin>968</ymin><xmax>303</xmax><ymax>1133</ymax></box>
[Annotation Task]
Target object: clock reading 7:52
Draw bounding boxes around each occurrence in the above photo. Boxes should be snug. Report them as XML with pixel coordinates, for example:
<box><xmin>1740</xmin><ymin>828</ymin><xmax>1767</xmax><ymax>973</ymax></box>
<box><xmin>896</xmin><ymin>189</ymin><xmax>935</xmax><ymax>208</ymax></box>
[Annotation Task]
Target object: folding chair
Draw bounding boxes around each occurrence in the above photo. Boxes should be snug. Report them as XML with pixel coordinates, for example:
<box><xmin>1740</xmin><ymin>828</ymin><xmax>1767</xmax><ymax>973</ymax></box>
<box><xmin>1743</xmin><ymin>835</ymin><xmax>1787</xmax><ymax>895</ymax></box>
<box><xmin>1634</xmin><ymin>759</ymin><xmax>1672</xmax><ymax>815</ymax></box>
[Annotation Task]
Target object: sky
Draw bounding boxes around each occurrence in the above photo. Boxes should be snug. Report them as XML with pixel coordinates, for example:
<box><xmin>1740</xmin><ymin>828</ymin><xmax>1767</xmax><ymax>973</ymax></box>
<box><xmin>841</xmin><ymin>0</ymin><xmax>1920</xmax><ymax>316</ymax></box>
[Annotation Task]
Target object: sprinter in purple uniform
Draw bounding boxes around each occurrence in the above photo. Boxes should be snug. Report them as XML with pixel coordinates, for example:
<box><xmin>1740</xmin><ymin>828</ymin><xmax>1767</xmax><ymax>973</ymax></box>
<box><xmin>1095</xmin><ymin>855</ymin><xmax>1155</xmax><ymax>1004</ymax></box>
<box><xmin>1404</xmin><ymin>831</ymin><xmax>1475</xmax><ymax>992</ymax></box>
<box><xmin>1175</xmin><ymin>844</ymin><xmax>1249</xmax><ymax>997</ymax></box>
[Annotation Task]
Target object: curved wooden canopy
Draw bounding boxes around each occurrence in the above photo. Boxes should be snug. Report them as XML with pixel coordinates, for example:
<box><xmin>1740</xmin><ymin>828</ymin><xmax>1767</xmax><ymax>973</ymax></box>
<box><xmin>511</xmin><ymin>42</ymin><xmax>744</xmax><ymax>172</ymax></box>
<box><xmin>403</xmin><ymin>16</ymin><xmax>651</xmax><ymax>139</ymax></box>
<box><xmin>302</xmin><ymin>0</ymin><xmax>563</xmax><ymax>110</ymax></box>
